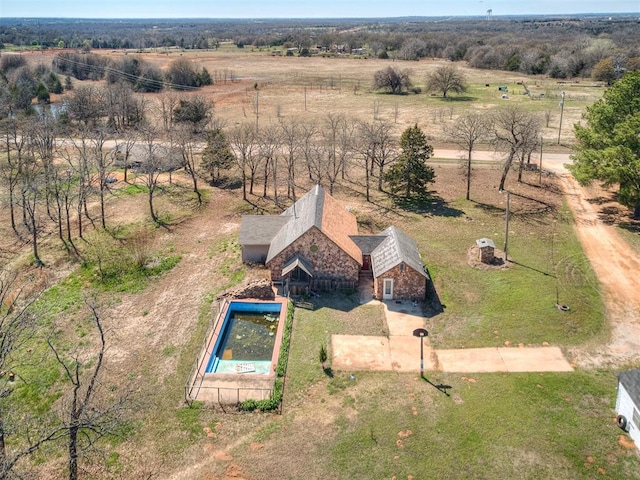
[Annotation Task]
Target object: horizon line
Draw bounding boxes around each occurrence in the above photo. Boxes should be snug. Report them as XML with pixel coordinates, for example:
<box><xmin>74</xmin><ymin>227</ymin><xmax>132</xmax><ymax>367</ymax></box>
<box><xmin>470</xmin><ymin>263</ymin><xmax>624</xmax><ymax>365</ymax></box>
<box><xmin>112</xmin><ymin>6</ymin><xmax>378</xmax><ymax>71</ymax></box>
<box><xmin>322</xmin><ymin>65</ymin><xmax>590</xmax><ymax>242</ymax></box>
<box><xmin>1</xmin><ymin>12</ymin><xmax>637</xmax><ymax>21</ymax></box>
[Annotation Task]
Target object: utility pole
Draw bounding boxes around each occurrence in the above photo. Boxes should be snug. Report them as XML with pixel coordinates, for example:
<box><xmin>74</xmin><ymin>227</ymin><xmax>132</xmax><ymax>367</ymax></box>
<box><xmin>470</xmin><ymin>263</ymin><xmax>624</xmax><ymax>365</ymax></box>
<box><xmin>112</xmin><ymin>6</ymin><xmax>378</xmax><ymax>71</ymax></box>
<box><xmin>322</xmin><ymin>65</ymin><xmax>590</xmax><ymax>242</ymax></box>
<box><xmin>539</xmin><ymin>136</ymin><xmax>543</xmax><ymax>185</ymax></box>
<box><xmin>557</xmin><ymin>91</ymin><xmax>565</xmax><ymax>145</ymax></box>
<box><xmin>502</xmin><ymin>190</ymin><xmax>511</xmax><ymax>262</ymax></box>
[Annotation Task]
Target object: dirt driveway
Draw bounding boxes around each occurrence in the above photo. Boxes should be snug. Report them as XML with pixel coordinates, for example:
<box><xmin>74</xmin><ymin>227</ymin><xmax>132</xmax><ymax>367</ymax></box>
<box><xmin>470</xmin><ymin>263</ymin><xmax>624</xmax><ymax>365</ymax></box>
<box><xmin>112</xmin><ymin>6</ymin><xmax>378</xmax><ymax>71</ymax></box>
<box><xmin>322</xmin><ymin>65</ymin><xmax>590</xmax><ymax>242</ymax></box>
<box><xmin>436</xmin><ymin>149</ymin><xmax>640</xmax><ymax>368</ymax></box>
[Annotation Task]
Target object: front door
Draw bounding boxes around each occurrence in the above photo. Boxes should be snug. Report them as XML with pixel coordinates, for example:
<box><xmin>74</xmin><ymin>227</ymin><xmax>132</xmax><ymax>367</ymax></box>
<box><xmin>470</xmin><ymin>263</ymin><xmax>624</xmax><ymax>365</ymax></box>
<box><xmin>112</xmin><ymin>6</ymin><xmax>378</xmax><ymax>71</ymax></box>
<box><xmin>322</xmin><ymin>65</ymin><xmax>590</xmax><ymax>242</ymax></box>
<box><xmin>382</xmin><ymin>278</ymin><xmax>394</xmax><ymax>300</ymax></box>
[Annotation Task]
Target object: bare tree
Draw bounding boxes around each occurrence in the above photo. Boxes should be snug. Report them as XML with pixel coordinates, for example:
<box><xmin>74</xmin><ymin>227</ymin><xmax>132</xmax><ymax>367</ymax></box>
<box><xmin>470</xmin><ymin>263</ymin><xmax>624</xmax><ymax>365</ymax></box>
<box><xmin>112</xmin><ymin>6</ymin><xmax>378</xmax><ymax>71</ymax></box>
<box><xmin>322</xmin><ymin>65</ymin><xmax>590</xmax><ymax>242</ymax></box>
<box><xmin>49</xmin><ymin>299</ymin><xmax>132</xmax><ymax>480</ymax></box>
<box><xmin>0</xmin><ymin>118</ymin><xmax>26</xmax><ymax>238</ymax></box>
<box><xmin>59</xmin><ymin>132</ymin><xmax>94</xmax><ymax>239</ymax></box>
<box><xmin>18</xmin><ymin>151</ymin><xmax>44</xmax><ymax>266</ymax></box>
<box><xmin>300</xmin><ymin>122</ymin><xmax>321</xmax><ymax>184</ymax></box>
<box><xmin>372</xmin><ymin>66</ymin><xmax>412</xmax><ymax>95</ymax></box>
<box><xmin>425</xmin><ymin>65</ymin><xmax>468</xmax><ymax>98</ymax></box>
<box><xmin>229</xmin><ymin>123</ymin><xmax>259</xmax><ymax>199</ymax></box>
<box><xmin>492</xmin><ymin>106</ymin><xmax>542</xmax><ymax>191</ymax></box>
<box><xmin>256</xmin><ymin>125</ymin><xmax>280</xmax><ymax>200</ymax></box>
<box><xmin>354</xmin><ymin>121</ymin><xmax>398</xmax><ymax>201</ymax></box>
<box><xmin>138</xmin><ymin>126</ymin><xmax>164</xmax><ymax>223</ymax></box>
<box><xmin>25</xmin><ymin>112</ymin><xmax>57</xmax><ymax>222</ymax></box>
<box><xmin>85</xmin><ymin>127</ymin><xmax>113</xmax><ymax>229</ymax></box>
<box><xmin>0</xmin><ymin>268</ymin><xmax>38</xmax><ymax>473</ymax></box>
<box><xmin>158</xmin><ymin>91</ymin><xmax>178</xmax><ymax>132</ymax></box>
<box><xmin>446</xmin><ymin>112</ymin><xmax>492</xmax><ymax>200</ymax></box>
<box><xmin>176</xmin><ymin>125</ymin><xmax>204</xmax><ymax>205</ymax></box>
<box><xmin>113</xmin><ymin>128</ymin><xmax>138</xmax><ymax>183</ymax></box>
<box><xmin>321</xmin><ymin>114</ymin><xmax>352</xmax><ymax>195</ymax></box>
<box><xmin>65</xmin><ymin>85</ymin><xmax>105</xmax><ymax>127</ymax></box>
<box><xmin>49</xmin><ymin>166</ymin><xmax>77</xmax><ymax>251</ymax></box>
<box><xmin>279</xmin><ymin>119</ymin><xmax>302</xmax><ymax>201</ymax></box>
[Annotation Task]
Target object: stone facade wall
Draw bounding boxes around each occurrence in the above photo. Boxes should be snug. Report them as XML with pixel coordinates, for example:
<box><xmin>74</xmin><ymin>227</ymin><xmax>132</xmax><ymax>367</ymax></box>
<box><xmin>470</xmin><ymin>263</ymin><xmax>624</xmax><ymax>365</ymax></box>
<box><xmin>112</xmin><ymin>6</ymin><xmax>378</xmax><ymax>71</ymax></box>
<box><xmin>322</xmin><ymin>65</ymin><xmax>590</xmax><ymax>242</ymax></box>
<box><xmin>268</xmin><ymin>227</ymin><xmax>360</xmax><ymax>284</ymax></box>
<box><xmin>479</xmin><ymin>246</ymin><xmax>495</xmax><ymax>264</ymax></box>
<box><xmin>374</xmin><ymin>263</ymin><xmax>426</xmax><ymax>301</ymax></box>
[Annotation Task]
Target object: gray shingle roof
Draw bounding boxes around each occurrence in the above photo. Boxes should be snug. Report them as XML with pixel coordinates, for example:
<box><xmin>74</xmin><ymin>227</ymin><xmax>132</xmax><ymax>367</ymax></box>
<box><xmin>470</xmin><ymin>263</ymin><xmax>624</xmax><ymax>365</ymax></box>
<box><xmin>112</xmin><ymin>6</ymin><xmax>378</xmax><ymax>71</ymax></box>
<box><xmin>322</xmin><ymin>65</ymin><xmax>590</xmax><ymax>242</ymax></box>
<box><xmin>349</xmin><ymin>235</ymin><xmax>387</xmax><ymax>254</ymax></box>
<box><xmin>370</xmin><ymin>226</ymin><xmax>428</xmax><ymax>279</ymax></box>
<box><xmin>266</xmin><ymin>185</ymin><xmax>325</xmax><ymax>263</ymax></box>
<box><xmin>619</xmin><ymin>369</ymin><xmax>640</xmax><ymax>406</ymax></box>
<box><xmin>239</xmin><ymin>216</ymin><xmax>292</xmax><ymax>245</ymax></box>
<box><xmin>264</xmin><ymin>185</ymin><xmax>361</xmax><ymax>264</ymax></box>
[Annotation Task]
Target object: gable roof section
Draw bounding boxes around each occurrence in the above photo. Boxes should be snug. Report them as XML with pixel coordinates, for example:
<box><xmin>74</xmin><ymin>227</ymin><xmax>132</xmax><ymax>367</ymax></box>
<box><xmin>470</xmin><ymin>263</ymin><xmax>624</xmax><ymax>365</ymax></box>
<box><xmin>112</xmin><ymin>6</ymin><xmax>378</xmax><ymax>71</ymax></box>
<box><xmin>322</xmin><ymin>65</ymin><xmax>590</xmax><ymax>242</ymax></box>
<box><xmin>350</xmin><ymin>235</ymin><xmax>387</xmax><ymax>254</ymax></box>
<box><xmin>619</xmin><ymin>369</ymin><xmax>640</xmax><ymax>406</ymax></box>
<box><xmin>282</xmin><ymin>254</ymin><xmax>314</xmax><ymax>277</ymax></box>
<box><xmin>265</xmin><ymin>185</ymin><xmax>361</xmax><ymax>265</ymax></box>
<box><xmin>371</xmin><ymin>226</ymin><xmax>429</xmax><ymax>279</ymax></box>
<box><xmin>239</xmin><ymin>215</ymin><xmax>292</xmax><ymax>245</ymax></box>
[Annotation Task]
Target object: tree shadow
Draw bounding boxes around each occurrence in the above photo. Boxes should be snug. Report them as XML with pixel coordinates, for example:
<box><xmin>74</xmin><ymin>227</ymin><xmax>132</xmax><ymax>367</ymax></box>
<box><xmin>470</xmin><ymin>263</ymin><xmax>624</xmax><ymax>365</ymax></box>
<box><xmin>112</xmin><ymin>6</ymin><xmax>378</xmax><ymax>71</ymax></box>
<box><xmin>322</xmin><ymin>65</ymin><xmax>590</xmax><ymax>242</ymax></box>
<box><xmin>212</xmin><ymin>176</ymin><xmax>243</xmax><ymax>190</ymax></box>
<box><xmin>393</xmin><ymin>194</ymin><xmax>464</xmax><ymax>218</ymax></box>
<box><xmin>620</xmin><ymin>220</ymin><xmax>640</xmax><ymax>234</ymax></box>
<box><xmin>509</xmin><ymin>259</ymin><xmax>555</xmax><ymax>277</ymax></box>
<box><xmin>470</xmin><ymin>200</ymin><xmax>505</xmax><ymax>217</ymax></box>
<box><xmin>435</xmin><ymin>95</ymin><xmax>477</xmax><ymax>102</ymax></box>
<box><xmin>323</xmin><ymin>367</ymin><xmax>334</xmax><ymax>378</ymax></box>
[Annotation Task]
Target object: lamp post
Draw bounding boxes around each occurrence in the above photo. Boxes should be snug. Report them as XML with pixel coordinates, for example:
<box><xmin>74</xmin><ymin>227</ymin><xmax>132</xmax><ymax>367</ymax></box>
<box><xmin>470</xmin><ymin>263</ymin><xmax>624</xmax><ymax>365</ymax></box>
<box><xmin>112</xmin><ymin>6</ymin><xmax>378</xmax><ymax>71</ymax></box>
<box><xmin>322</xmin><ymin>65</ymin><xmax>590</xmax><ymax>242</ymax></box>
<box><xmin>412</xmin><ymin>328</ymin><xmax>429</xmax><ymax>378</ymax></box>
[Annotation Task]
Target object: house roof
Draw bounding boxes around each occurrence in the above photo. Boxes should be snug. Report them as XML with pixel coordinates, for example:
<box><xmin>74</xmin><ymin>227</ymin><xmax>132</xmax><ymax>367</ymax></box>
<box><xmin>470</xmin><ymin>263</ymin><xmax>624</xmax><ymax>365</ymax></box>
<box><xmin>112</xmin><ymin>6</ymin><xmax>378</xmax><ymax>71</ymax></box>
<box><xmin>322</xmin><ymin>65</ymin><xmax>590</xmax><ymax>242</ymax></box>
<box><xmin>350</xmin><ymin>235</ymin><xmax>387</xmax><ymax>254</ymax></box>
<box><xmin>258</xmin><ymin>185</ymin><xmax>360</xmax><ymax>265</ymax></box>
<box><xmin>282</xmin><ymin>254</ymin><xmax>314</xmax><ymax>277</ymax></box>
<box><xmin>239</xmin><ymin>216</ymin><xmax>291</xmax><ymax>245</ymax></box>
<box><xmin>370</xmin><ymin>226</ymin><xmax>429</xmax><ymax>279</ymax></box>
<box><xmin>619</xmin><ymin>369</ymin><xmax>640</xmax><ymax>406</ymax></box>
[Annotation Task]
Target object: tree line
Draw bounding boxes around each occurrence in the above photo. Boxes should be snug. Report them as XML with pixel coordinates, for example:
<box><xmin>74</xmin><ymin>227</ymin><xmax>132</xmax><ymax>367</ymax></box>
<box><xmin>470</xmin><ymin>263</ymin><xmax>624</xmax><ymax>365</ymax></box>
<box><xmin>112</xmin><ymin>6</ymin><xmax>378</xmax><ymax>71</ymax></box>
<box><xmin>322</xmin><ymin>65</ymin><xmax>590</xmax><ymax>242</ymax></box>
<box><xmin>2</xmin><ymin>16</ymin><xmax>639</xmax><ymax>80</ymax></box>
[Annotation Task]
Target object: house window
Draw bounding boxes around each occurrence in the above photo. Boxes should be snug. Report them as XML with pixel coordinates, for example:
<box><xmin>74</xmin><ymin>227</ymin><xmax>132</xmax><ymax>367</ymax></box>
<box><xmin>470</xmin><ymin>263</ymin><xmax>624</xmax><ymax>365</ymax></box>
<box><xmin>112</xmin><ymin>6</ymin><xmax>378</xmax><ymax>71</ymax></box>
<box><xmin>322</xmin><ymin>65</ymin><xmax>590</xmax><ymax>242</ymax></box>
<box><xmin>633</xmin><ymin>408</ymin><xmax>640</xmax><ymax>430</ymax></box>
<box><xmin>399</xmin><ymin>263</ymin><xmax>404</xmax><ymax>272</ymax></box>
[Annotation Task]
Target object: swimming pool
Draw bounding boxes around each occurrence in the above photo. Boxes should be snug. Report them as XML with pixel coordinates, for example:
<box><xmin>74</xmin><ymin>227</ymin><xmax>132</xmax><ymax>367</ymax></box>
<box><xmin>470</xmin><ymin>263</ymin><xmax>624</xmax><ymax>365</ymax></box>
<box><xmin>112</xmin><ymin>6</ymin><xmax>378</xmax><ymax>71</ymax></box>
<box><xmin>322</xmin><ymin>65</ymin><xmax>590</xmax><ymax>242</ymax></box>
<box><xmin>205</xmin><ymin>301</ymin><xmax>283</xmax><ymax>375</ymax></box>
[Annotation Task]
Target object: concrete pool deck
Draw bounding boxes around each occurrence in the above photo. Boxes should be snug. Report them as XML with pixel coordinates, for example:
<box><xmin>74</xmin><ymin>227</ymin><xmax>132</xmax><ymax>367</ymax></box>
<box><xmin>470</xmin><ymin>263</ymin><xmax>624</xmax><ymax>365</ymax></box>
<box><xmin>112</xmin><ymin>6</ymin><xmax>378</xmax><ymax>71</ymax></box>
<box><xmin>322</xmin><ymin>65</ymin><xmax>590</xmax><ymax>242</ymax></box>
<box><xmin>331</xmin><ymin>299</ymin><xmax>574</xmax><ymax>374</ymax></box>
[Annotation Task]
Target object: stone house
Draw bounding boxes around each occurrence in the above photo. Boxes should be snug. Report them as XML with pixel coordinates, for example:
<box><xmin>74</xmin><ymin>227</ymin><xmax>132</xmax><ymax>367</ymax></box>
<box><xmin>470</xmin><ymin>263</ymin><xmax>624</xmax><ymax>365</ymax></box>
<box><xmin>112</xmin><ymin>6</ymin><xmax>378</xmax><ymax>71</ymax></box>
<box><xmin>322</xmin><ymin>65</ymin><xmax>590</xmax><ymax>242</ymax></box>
<box><xmin>616</xmin><ymin>369</ymin><xmax>640</xmax><ymax>448</ymax></box>
<box><xmin>239</xmin><ymin>185</ymin><xmax>429</xmax><ymax>300</ymax></box>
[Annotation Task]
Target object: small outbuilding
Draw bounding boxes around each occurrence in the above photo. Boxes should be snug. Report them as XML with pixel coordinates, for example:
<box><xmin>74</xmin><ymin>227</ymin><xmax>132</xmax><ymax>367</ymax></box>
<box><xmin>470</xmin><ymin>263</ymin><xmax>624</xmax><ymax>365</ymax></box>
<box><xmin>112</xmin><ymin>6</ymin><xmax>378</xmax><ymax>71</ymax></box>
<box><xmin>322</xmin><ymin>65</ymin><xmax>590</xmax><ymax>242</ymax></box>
<box><xmin>476</xmin><ymin>238</ymin><xmax>496</xmax><ymax>264</ymax></box>
<box><xmin>615</xmin><ymin>368</ymin><xmax>640</xmax><ymax>448</ymax></box>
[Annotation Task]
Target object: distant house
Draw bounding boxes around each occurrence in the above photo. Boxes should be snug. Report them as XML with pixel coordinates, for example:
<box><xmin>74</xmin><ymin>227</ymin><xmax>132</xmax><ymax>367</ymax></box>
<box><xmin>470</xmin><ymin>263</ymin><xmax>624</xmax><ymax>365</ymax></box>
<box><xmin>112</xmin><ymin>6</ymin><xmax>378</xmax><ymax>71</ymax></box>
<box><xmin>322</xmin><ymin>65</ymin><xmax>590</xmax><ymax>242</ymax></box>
<box><xmin>616</xmin><ymin>369</ymin><xmax>640</xmax><ymax>447</ymax></box>
<box><xmin>110</xmin><ymin>144</ymin><xmax>183</xmax><ymax>172</ymax></box>
<box><xmin>239</xmin><ymin>185</ymin><xmax>429</xmax><ymax>300</ymax></box>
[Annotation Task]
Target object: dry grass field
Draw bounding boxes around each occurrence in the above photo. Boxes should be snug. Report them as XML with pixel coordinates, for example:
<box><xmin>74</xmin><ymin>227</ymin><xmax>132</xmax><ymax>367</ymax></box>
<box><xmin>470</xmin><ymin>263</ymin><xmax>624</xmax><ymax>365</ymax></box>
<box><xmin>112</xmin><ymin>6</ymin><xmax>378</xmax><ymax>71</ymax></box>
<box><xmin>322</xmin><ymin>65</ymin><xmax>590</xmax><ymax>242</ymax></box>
<box><xmin>25</xmin><ymin>44</ymin><xmax>605</xmax><ymax>148</ymax></box>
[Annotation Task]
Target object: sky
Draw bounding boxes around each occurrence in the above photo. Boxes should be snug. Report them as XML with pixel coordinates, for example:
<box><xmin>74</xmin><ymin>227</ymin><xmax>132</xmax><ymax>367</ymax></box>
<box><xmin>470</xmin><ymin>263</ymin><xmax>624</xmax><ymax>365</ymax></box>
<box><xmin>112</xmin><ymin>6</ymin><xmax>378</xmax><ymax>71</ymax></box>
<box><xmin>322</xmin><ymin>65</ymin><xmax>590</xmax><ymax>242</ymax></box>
<box><xmin>0</xmin><ymin>0</ymin><xmax>638</xmax><ymax>19</ymax></box>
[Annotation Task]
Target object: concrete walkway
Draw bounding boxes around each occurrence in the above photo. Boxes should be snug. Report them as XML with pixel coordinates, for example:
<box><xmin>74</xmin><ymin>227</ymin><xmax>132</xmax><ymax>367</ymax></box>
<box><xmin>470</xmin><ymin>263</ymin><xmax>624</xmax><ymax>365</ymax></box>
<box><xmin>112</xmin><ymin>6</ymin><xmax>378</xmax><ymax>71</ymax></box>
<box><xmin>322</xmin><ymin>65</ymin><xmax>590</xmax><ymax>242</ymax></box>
<box><xmin>331</xmin><ymin>299</ymin><xmax>573</xmax><ymax>374</ymax></box>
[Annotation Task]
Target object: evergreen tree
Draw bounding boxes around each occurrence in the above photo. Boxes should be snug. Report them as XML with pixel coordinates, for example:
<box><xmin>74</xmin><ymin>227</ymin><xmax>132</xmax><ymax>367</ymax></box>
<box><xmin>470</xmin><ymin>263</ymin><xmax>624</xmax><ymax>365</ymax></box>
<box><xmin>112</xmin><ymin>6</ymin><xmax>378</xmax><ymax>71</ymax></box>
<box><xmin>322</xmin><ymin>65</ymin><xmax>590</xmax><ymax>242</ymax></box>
<box><xmin>201</xmin><ymin>128</ymin><xmax>235</xmax><ymax>183</ymax></box>
<box><xmin>385</xmin><ymin>124</ymin><xmax>435</xmax><ymax>198</ymax></box>
<box><xmin>569</xmin><ymin>71</ymin><xmax>640</xmax><ymax>218</ymax></box>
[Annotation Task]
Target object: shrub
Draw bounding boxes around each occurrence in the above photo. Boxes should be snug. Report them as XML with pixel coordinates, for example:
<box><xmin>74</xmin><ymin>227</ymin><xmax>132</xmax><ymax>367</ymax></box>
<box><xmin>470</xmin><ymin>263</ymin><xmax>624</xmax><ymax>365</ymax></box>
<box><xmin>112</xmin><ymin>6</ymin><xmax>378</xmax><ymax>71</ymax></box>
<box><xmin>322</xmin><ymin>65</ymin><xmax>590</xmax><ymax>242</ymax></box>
<box><xmin>239</xmin><ymin>301</ymin><xmax>294</xmax><ymax>412</ymax></box>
